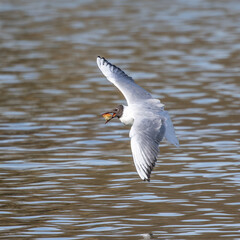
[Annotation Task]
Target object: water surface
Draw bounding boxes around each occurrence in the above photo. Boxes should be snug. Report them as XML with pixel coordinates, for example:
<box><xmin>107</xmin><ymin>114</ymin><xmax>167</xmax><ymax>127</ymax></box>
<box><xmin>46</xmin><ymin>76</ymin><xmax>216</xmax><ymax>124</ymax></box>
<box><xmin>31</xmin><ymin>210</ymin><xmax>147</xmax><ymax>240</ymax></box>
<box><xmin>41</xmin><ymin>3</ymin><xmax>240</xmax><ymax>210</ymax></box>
<box><xmin>0</xmin><ymin>0</ymin><xmax>240</xmax><ymax>239</ymax></box>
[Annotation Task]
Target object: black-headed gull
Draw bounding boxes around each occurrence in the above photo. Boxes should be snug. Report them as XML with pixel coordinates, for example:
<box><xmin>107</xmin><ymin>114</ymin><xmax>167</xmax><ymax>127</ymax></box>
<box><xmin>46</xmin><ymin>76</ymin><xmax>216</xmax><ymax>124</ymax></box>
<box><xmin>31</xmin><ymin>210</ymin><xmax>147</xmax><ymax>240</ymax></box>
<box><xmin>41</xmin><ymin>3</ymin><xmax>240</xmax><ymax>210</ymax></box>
<box><xmin>97</xmin><ymin>56</ymin><xmax>179</xmax><ymax>181</ymax></box>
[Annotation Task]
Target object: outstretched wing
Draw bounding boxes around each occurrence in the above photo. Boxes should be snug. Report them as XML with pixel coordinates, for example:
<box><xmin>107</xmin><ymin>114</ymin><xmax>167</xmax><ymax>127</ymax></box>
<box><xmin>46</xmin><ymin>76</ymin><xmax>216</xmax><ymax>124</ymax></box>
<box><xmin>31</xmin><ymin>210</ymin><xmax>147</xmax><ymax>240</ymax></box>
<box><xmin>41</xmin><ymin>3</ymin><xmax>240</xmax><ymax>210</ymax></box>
<box><xmin>97</xmin><ymin>56</ymin><xmax>152</xmax><ymax>105</ymax></box>
<box><xmin>129</xmin><ymin>117</ymin><xmax>165</xmax><ymax>181</ymax></box>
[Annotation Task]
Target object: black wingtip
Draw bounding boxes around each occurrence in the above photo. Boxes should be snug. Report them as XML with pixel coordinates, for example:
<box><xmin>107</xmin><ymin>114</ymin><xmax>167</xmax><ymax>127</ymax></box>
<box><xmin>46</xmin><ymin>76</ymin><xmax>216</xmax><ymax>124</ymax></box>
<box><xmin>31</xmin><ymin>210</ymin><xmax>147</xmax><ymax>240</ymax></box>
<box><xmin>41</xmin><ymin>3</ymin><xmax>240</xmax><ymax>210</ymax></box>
<box><xmin>97</xmin><ymin>56</ymin><xmax>108</xmax><ymax>64</ymax></box>
<box><xmin>97</xmin><ymin>56</ymin><xmax>106</xmax><ymax>60</ymax></box>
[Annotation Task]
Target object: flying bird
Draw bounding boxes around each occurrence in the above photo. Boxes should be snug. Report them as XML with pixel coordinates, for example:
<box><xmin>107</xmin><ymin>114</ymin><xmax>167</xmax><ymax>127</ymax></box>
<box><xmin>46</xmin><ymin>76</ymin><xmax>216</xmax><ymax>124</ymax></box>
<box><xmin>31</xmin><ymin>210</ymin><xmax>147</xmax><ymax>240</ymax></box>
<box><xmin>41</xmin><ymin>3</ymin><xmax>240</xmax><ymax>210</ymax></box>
<box><xmin>97</xmin><ymin>56</ymin><xmax>179</xmax><ymax>181</ymax></box>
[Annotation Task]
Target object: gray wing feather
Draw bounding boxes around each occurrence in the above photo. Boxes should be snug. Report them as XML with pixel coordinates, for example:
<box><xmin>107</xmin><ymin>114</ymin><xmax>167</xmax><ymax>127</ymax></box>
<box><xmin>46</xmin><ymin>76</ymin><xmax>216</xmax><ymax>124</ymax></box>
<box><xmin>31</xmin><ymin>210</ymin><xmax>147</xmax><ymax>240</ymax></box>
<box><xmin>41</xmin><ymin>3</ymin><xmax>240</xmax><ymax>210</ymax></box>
<box><xmin>130</xmin><ymin>118</ymin><xmax>164</xmax><ymax>181</ymax></box>
<box><xmin>161</xmin><ymin>110</ymin><xmax>179</xmax><ymax>147</ymax></box>
<box><xmin>97</xmin><ymin>56</ymin><xmax>152</xmax><ymax>104</ymax></box>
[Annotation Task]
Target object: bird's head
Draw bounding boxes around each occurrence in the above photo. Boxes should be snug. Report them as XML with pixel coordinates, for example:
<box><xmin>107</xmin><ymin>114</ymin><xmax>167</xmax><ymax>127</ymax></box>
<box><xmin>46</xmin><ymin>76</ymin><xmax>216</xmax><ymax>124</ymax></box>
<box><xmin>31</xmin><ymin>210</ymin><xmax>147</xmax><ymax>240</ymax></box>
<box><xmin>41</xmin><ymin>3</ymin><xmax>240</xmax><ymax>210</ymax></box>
<box><xmin>102</xmin><ymin>105</ymin><xmax>123</xmax><ymax>124</ymax></box>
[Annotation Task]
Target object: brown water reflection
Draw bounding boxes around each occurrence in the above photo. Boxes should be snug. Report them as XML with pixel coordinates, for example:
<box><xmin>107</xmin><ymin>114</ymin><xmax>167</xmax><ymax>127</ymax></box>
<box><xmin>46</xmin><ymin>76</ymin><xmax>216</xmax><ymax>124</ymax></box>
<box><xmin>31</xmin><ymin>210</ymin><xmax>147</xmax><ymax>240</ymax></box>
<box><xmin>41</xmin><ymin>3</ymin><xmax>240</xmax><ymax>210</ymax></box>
<box><xmin>0</xmin><ymin>0</ymin><xmax>240</xmax><ymax>239</ymax></box>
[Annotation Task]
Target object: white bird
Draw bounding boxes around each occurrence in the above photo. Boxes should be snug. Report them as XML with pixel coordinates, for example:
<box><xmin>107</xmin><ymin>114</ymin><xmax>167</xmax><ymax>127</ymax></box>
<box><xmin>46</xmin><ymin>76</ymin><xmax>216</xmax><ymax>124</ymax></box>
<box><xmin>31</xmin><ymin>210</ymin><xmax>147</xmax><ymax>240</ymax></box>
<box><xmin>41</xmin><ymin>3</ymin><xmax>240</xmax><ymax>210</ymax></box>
<box><xmin>97</xmin><ymin>56</ymin><xmax>179</xmax><ymax>181</ymax></box>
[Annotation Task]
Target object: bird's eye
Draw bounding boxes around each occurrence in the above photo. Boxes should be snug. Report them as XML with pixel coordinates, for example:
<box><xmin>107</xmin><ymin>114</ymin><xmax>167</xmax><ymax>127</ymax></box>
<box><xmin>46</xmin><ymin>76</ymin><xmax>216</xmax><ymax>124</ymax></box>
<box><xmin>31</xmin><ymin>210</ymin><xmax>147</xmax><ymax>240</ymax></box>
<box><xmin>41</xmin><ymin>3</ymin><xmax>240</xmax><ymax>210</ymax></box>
<box><xmin>114</xmin><ymin>108</ymin><xmax>118</xmax><ymax>111</ymax></box>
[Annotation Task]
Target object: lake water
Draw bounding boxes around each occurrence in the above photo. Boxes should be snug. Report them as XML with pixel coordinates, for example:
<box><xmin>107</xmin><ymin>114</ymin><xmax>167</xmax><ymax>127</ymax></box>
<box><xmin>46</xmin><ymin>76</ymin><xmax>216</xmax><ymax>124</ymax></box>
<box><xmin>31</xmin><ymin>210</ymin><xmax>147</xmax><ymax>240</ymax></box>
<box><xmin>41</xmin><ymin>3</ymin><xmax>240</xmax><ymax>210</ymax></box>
<box><xmin>0</xmin><ymin>0</ymin><xmax>240</xmax><ymax>239</ymax></box>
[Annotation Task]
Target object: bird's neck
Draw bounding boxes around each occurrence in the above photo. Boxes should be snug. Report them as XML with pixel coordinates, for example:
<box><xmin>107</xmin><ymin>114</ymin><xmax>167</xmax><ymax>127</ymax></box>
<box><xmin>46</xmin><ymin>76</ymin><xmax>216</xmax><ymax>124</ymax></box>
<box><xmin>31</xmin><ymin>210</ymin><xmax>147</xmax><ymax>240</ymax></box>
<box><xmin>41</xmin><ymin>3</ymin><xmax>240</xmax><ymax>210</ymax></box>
<box><xmin>119</xmin><ymin>105</ymin><xmax>134</xmax><ymax>126</ymax></box>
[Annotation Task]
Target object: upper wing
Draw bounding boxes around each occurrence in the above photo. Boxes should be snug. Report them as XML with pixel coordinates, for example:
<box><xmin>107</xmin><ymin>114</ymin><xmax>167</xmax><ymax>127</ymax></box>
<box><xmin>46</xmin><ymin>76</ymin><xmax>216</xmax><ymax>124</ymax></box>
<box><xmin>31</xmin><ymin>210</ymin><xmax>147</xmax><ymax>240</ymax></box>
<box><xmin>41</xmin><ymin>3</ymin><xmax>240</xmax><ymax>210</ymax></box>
<box><xmin>161</xmin><ymin>110</ymin><xmax>179</xmax><ymax>147</ymax></box>
<box><xmin>129</xmin><ymin>117</ymin><xmax>165</xmax><ymax>181</ymax></box>
<box><xmin>97</xmin><ymin>56</ymin><xmax>152</xmax><ymax>105</ymax></box>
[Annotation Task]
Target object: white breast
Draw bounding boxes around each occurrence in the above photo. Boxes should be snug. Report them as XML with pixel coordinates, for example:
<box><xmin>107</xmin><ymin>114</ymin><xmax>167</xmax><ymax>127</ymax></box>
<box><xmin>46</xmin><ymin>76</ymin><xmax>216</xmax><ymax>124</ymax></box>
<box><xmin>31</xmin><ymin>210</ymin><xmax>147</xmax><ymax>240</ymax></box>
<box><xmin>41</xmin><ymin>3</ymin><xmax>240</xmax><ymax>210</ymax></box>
<box><xmin>119</xmin><ymin>105</ymin><xmax>134</xmax><ymax>125</ymax></box>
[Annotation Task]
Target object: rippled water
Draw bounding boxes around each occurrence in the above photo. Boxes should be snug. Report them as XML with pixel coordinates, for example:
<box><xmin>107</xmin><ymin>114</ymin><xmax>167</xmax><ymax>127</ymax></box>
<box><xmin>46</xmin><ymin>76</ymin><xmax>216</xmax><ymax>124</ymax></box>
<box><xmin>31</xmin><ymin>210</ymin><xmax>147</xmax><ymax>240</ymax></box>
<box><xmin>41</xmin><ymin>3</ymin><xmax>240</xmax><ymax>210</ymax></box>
<box><xmin>0</xmin><ymin>0</ymin><xmax>240</xmax><ymax>239</ymax></box>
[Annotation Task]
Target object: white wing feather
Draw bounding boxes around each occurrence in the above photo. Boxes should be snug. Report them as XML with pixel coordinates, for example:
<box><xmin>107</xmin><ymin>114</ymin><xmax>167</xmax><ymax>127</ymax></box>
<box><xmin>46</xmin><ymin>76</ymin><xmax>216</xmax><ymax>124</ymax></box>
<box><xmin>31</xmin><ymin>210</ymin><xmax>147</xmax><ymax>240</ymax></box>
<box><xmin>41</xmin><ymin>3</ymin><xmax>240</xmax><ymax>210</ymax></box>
<box><xmin>130</xmin><ymin>117</ymin><xmax>165</xmax><ymax>181</ymax></box>
<box><xmin>97</xmin><ymin>56</ymin><xmax>152</xmax><ymax>105</ymax></box>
